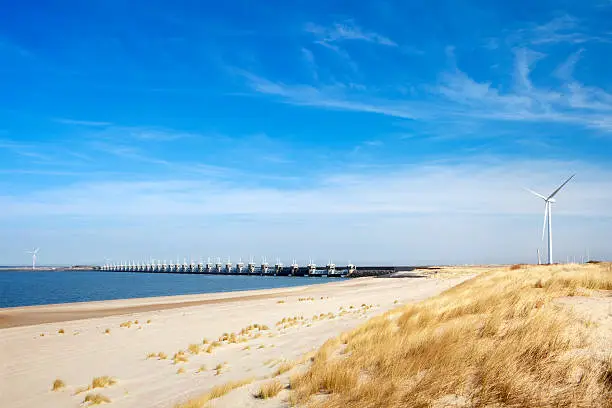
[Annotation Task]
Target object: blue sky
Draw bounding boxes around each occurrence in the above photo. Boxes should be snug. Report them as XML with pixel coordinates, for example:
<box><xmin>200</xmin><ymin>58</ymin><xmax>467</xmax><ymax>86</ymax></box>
<box><xmin>1</xmin><ymin>1</ymin><xmax>612</xmax><ymax>265</ymax></box>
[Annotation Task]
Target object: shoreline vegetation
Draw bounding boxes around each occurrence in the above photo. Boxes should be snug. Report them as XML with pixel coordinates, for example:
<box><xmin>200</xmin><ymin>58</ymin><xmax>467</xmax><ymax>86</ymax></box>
<box><xmin>177</xmin><ymin>263</ymin><xmax>612</xmax><ymax>408</ymax></box>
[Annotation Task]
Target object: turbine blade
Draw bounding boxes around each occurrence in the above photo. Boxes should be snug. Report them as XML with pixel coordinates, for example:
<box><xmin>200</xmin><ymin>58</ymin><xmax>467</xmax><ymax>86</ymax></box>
<box><xmin>523</xmin><ymin>187</ymin><xmax>546</xmax><ymax>200</ymax></box>
<box><xmin>541</xmin><ymin>202</ymin><xmax>548</xmax><ymax>241</ymax></box>
<box><xmin>547</xmin><ymin>174</ymin><xmax>575</xmax><ymax>200</ymax></box>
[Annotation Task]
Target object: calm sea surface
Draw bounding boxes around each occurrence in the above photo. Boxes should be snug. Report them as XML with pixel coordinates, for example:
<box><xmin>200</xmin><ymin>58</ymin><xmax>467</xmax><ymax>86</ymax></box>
<box><xmin>0</xmin><ymin>270</ymin><xmax>337</xmax><ymax>308</ymax></box>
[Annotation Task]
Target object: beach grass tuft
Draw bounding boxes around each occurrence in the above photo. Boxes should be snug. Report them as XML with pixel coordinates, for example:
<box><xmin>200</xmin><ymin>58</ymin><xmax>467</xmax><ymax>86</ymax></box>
<box><xmin>173</xmin><ymin>351</ymin><xmax>189</xmax><ymax>364</ymax></box>
<box><xmin>91</xmin><ymin>376</ymin><xmax>116</xmax><ymax>389</ymax></box>
<box><xmin>188</xmin><ymin>343</ymin><xmax>201</xmax><ymax>355</ymax></box>
<box><xmin>254</xmin><ymin>379</ymin><xmax>283</xmax><ymax>399</ymax></box>
<box><xmin>174</xmin><ymin>378</ymin><xmax>254</xmax><ymax>408</ymax></box>
<box><xmin>274</xmin><ymin>360</ymin><xmax>296</xmax><ymax>376</ymax></box>
<box><xmin>51</xmin><ymin>379</ymin><xmax>65</xmax><ymax>391</ymax></box>
<box><xmin>83</xmin><ymin>393</ymin><xmax>111</xmax><ymax>405</ymax></box>
<box><xmin>214</xmin><ymin>362</ymin><xmax>226</xmax><ymax>376</ymax></box>
<box><xmin>58</xmin><ymin>328</ymin><xmax>64</xmax><ymax>334</ymax></box>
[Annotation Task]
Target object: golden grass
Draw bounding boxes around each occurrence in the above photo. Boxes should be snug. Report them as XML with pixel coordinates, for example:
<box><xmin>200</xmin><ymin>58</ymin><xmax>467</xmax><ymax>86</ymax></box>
<box><xmin>58</xmin><ymin>328</ymin><xmax>64</xmax><ymax>334</ymax></box>
<box><xmin>276</xmin><ymin>315</ymin><xmax>305</xmax><ymax>330</ymax></box>
<box><xmin>196</xmin><ymin>365</ymin><xmax>207</xmax><ymax>373</ymax></box>
<box><xmin>274</xmin><ymin>360</ymin><xmax>297</xmax><ymax>376</ymax></box>
<box><xmin>91</xmin><ymin>376</ymin><xmax>116</xmax><ymax>389</ymax></box>
<box><xmin>177</xmin><ymin>367</ymin><xmax>186</xmax><ymax>374</ymax></box>
<box><xmin>188</xmin><ymin>343</ymin><xmax>201</xmax><ymax>355</ymax></box>
<box><xmin>214</xmin><ymin>362</ymin><xmax>227</xmax><ymax>375</ymax></box>
<box><xmin>51</xmin><ymin>379</ymin><xmax>65</xmax><ymax>391</ymax></box>
<box><xmin>174</xmin><ymin>378</ymin><xmax>254</xmax><ymax>408</ymax></box>
<box><xmin>202</xmin><ymin>338</ymin><xmax>209</xmax><ymax>344</ymax></box>
<box><xmin>147</xmin><ymin>319</ymin><xmax>152</xmax><ymax>324</ymax></box>
<box><xmin>147</xmin><ymin>351</ymin><xmax>168</xmax><ymax>360</ymax></box>
<box><xmin>254</xmin><ymin>379</ymin><xmax>284</xmax><ymax>399</ymax></box>
<box><xmin>74</xmin><ymin>385</ymin><xmax>92</xmax><ymax>395</ymax></box>
<box><xmin>205</xmin><ymin>341</ymin><xmax>221</xmax><ymax>353</ymax></box>
<box><xmin>290</xmin><ymin>263</ymin><xmax>612</xmax><ymax>407</ymax></box>
<box><xmin>83</xmin><ymin>393</ymin><xmax>111</xmax><ymax>405</ymax></box>
<box><xmin>104</xmin><ymin>328</ymin><xmax>110</xmax><ymax>334</ymax></box>
<box><xmin>134</xmin><ymin>320</ymin><xmax>139</xmax><ymax>324</ymax></box>
<box><xmin>173</xmin><ymin>351</ymin><xmax>189</xmax><ymax>364</ymax></box>
<box><xmin>119</xmin><ymin>320</ymin><xmax>132</xmax><ymax>328</ymax></box>
<box><xmin>277</xmin><ymin>300</ymin><xmax>286</xmax><ymax>304</ymax></box>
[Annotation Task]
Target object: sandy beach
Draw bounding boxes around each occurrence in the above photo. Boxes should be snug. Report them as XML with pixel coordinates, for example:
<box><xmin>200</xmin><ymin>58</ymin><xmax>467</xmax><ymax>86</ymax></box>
<box><xmin>0</xmin><ymin>274</ymin><xmax>471</xmax><ymax>408</ymax></box>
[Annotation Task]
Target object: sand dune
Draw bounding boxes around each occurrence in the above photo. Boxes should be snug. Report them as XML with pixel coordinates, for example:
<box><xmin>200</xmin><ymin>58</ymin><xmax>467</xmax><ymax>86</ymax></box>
<box><xmin>0</xmin><ymin>275</ymin><xmax>470</xmax><ymax>408</ymax></box>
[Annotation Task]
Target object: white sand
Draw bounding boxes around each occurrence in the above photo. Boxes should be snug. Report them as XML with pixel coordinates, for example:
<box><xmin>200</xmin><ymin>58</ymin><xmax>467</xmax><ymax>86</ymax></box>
<box><xmin>0</xmin><ymin>275</ymin><xmax>470</xmax><ymax>408</ymax></box>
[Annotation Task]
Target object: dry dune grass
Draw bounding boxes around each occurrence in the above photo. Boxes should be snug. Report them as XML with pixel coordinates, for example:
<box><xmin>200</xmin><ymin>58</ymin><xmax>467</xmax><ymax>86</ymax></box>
<box><xmin>91</xmin><ymin>376</ymin><xmax>116</xmax><ymax>389</ymax></box>
<box><xmin>274</xmin><ymin>360</ymin><xmax>297</xmax><ymax>376</ymax></box>
<box><xmin>83</xmin><ymin>393</ymin><xmax>111</xmax><ymax>405</ymax></box>
<box><xmin>51</xmin><ymin>379</ymin><xmax>65</xmax><ymax>391</ymax></box>
<box><xmin>173</xmin><ymin>351</ymin><xmax>189</xmax><ymax>364</ymax></box>
<box><xmin>147</xmin><ymin>351</ymin><xmax>168</xmax><ymax>360</ymax></box>
<box><xmin>290</xmin><ymin>263</ymin><xmax>612</xmax><ymax>408</ymax></box>
<box><xmin>254</xmin><ymin>379</ymin><xmax>284</xmax><ymax>399</ymax></box>
<box><xmin>174</xmin><ymin>378</ymin><xmax>254</xmax><ymax>408</ymax></box>
<box><xmin>75</xmin><ymin>376</ymin><xmax>117</xmax><ymax>395</ymax></box>
<box><xmin>188</xmin><ymin>343</ymin><xmax>201</xmax><ymax>355</ymax></box>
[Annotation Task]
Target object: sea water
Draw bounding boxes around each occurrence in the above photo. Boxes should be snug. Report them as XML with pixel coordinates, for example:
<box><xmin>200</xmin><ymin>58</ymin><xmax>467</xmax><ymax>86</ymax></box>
<box><xmin>0</xmin><ymin>270</ymin><xmax>336</xmax><ymax>308</ymax></box>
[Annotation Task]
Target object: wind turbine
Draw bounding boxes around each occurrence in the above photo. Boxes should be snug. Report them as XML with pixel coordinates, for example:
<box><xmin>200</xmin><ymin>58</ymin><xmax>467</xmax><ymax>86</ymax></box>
<box><xmin>525</xmin><ymin>174</ymin><xmax>575</xmax><ymax>265</ymax></box>
<box><xmin>25</xmin><ymin>248</ymin><xmax>40</xmax><ymax>270</ymax></box>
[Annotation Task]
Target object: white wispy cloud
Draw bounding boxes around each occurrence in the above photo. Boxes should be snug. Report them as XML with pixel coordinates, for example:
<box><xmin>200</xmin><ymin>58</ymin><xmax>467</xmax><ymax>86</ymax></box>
<box><xmin>305</xmin><ymin>20</ymin><xmax>397</xmax><ymax>47</ymax></box>
<box><xmin>554</xmin><ymin>49</ymin><xmax>584</xmax><ymax>80</ymax></box>
<box><xmin>1</xmin><ymin>158</ymin><xmax>610</xmax><ymax>218</ymax></box>
<box><xmin>90</xmin><ymin>141</ymin><xmax>170</xmax><ymax>166</ymax></box>
<box><xmin>301</xmin><ymin>47</ymin><xmax>318</xmax><ymax>81</ymax></box>
<box><xmin>241</xmin><ymin>42</ymin><xmax>612</xmax><ymax>133</ymax></box>
<box><xmin>303</xmin><ymin>20</ymin><xmax>397</xmax><ymax>72</ymax></box>
<box><xmin>240</xmin><ymin>71</ymin><xmax>423</xmax><ymax>119</ymax></box>
<box><xmin>54</xmin><ymin>118</ymin><xmax>113</xmax><ymax>126</ymax></box>
<box><xmin>514</xmin><ymin>15</ymin><xmax>611</xmax><ymax>44</ymax></box>
<box><xmin>4</xmin><ymin>158</ymin><xmax>611</xmax><ymax>265</ymax></box>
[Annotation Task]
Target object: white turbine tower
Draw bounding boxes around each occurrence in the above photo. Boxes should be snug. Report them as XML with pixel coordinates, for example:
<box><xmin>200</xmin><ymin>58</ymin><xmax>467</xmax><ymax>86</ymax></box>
<box><xmin>25</xmin><ymin>248</ymin><xmax>40</xmax><ymax>270</ymax></box>
<box><xmin>525</xmin><ymin>174</ymin><xmax>575</xmax><ymax>265</ymax></box>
